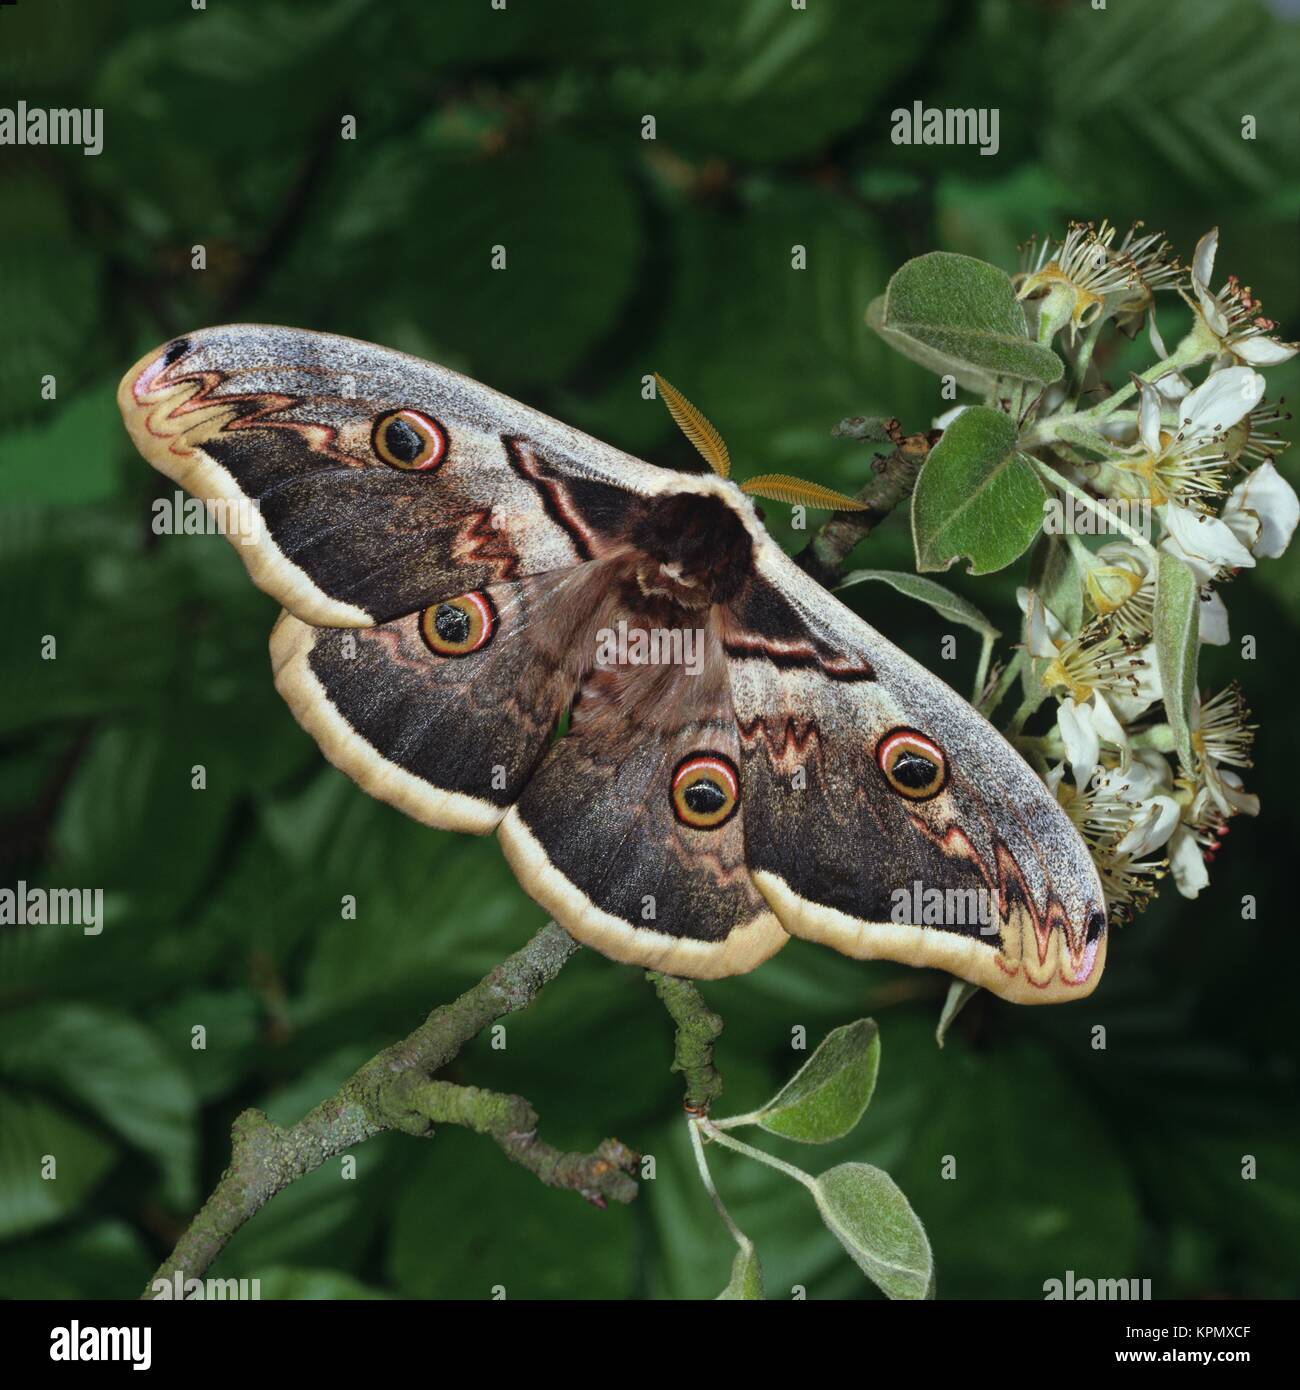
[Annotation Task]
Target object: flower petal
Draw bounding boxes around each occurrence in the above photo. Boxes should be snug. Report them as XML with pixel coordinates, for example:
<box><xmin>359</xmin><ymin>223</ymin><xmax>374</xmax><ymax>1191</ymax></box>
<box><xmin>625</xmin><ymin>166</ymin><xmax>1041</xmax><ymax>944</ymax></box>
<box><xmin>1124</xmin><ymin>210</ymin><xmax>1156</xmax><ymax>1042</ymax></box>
<box><xmin>1178</xmin><ymin>366</ymin><xmax>1264</xmax><ymax>437</ymax></box>
<box><xmin>1137</xmin><ymin>378</ymin><xmax>1164</xmax><ymax>455</ymax></box>
<box><xmin>1057</xmin><ymin>697</ymin><xmax>1100</xmax><ymax>791</ymax></box>
<box><xmin>1198</xmin><ymin>589</ymin><xmax>1230</xmax><ymax>646</ymax></box>
<box><xmin>1147</xmin><ymin>308</ymin><xmax>1170</xmax><ymax>361</ymax></box>
<box><xmin>1216</xmin><ymin>768</ymin><xmax>1260</xmax><ymax>818</ymax></box>
<box><xmin>1223</xmin><ymin>461</ymin><xmax>1300</xmax><ymax>559</ymax></box>
<box><xmin>1192</xmin><ymin>228</ymin><xmax>1218</xmax><ymax>293</ymax></box>
<box><xmin>1116</xmin><ymin>794</ymin><xmax>1180</xmax><ymax>857</ymax></box>
<box><xmin>1233</xmin><ymin>334</ymin><xmax>1299</xmax><ymax>366</ymax></box>
<box><xmin>1169</xmin><ymin>825</ymin><xmax>1209</xmax><ymax>897</ymax></box>
<box><xmin>1162</xmin><ymin>503</ymin><xmax>1257</xmax><ymax>574</ymax></box>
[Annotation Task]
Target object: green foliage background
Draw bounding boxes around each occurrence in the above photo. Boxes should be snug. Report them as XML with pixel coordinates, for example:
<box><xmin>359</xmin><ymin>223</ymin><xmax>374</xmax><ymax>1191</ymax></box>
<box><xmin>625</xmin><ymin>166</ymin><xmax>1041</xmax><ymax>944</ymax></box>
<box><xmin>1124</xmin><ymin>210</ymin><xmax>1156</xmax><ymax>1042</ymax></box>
<box><xmin>1</xmin><ymin>0</ymin><xmax>1297</xmax><ymax>1299</ymax></box>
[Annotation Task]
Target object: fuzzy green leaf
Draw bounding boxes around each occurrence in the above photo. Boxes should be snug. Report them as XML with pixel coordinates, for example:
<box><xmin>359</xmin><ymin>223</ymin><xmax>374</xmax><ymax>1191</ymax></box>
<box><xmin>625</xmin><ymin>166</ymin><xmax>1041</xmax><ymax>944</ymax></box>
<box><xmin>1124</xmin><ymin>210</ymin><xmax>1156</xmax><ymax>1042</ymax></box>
<box><xmin>755</xmin><ymin>1019</ymin><xmax>880</xmax><ymax>1143</ymax></box>
<box><xmin>811</xmin><ymin>1162</ymin><xmax>933</xmax><ymax>1299</ymax></box>
<box><xmin>876</xmin><ymin>252</ymin><xmax>1064</xmax><ymax>384</ymax></box>
<box><xmin>912</xmin><ymin>409</ymin><xmax>1046</xmax><ymax>574</ymax></box>
<box><xmin>716</xmin><ymin>1241</ymin><xmax>765</xmax><ymax>1299</ymax></box>
<box><xmin>838</xmin><ymin>569</ymin><xmax>1000</xmax><ymax>641</ymax></box>
<box><xmin>1154</xmin><ymin>551</ymin><xmax>1199</xmax><ymax>770</ymax></box>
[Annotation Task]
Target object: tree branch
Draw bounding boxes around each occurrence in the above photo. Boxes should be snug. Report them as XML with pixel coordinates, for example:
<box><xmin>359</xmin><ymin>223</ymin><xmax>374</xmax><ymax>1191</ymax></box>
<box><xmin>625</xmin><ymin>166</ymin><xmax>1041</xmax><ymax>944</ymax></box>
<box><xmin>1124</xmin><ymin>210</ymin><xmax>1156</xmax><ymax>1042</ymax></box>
<box><xmin>795</xmin><ymin>417</ymin><xmax>935</xmax><ymax>588</ymax></box>
<box><xmin>645</xmin><ymin>972</ymin><xmax>725</xmax><ymax>1114</ymax></box>
<box><xmin>143</xmin><ymin>920</ymin><xmax>635</xmax><ymax>1298</ymax></box>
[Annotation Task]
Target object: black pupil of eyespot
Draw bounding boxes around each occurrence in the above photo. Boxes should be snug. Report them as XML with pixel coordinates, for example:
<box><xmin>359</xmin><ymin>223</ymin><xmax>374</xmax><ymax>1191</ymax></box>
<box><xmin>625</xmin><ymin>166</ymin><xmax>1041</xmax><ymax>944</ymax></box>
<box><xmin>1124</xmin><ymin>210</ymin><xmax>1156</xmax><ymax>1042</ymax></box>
<box><xmin>684</xmin><ymin>779</ymin><xmax>726</xmax><ymax>815</ymax></box>
<box><xmin>384</xmin><ymin>416</ymin><xmax>424</xmax><ymax>463</ymax></box>
<box><xmin>434</xmin><ymin>603</ymin><xmax>471</xmax><ymax>644</ymax></box>
<box><xmin>892</xmin><ymin>750</ymin><xmax>937</xmax><ymax>789</ymax></box>
<box><xmin>163</xmin><ymin>339</ymin><xmax>190</xmax><ymax>366</ymax></box>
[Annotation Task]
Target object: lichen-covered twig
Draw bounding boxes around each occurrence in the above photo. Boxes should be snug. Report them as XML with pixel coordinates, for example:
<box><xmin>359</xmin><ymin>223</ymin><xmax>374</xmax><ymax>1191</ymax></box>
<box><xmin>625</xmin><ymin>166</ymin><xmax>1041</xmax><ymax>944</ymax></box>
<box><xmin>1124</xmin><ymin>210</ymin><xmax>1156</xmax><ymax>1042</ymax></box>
<box><xmin>645</xmin><ymin>971</ymin><xmax>725</xmax><ymax>1114</ymax></box>
<box><xmin>143</xmin><ymin>920</ymin><xmax>630</xmax><ymax>1297</ymax></box>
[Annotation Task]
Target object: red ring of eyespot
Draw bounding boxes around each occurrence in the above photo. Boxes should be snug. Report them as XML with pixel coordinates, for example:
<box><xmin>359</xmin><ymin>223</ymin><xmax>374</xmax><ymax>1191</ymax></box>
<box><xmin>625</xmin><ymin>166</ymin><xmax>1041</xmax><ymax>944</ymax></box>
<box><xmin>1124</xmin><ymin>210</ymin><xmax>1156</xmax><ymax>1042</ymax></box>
<box><xmin>419</xmin><ymin>590</ymin><xmax>497</xmax><ymax>656</ymax></box>
<box><xmin>671</xmin><ymin>753</ymin><xmax>740</xmax><ymax>829</ymax></box>
<box><xmin>373</xmin><ymin>409</ymin><xmax>447</xmax><ymax>471</ymax></box>
<box><xmin>876</xmin><ymin>727</ymin><xmax>948</xmax><ymax>801</ymax></box>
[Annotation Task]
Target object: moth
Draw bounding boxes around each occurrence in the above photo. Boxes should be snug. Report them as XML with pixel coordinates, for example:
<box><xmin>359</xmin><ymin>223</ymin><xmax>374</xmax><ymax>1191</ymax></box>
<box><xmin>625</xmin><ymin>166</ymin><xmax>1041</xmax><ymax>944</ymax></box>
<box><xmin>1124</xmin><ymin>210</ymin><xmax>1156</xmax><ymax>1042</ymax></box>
<box><xmin>119</xmin><ymin>326</ymin><xmax>1107</xmax><ymax>1003</ymax></box>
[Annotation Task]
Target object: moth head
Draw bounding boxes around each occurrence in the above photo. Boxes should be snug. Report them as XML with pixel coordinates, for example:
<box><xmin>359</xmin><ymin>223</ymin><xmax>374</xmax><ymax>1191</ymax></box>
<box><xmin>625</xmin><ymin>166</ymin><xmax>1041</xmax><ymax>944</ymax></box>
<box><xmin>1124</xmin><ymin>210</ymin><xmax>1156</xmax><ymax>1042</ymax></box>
<box><xmin>672</xmin><ymin>753</ymin><xmax>739</xmax><ymax>830</ymax></box>
<box><xmin>876</xmin><ymin>728</ymin><xmax>948</xmax><ymax>801</ymax></box>
<box><xmin>372</xmin><ymin>408</ymin><xmax>447</xmax><ymax>471</ymax></box>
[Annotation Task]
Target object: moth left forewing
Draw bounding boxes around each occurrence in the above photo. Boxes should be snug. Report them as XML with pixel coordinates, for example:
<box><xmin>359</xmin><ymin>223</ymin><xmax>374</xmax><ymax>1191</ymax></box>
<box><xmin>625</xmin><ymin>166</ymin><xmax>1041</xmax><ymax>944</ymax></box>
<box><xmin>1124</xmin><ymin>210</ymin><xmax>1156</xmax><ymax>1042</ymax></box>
<box><xmin>731</xmin><ymin>535</ymin><xmax>1107</xmax><ymax>1004</ymax></box>
<box><xmin>119</xmin><ymin>325</ymin><xmax>714</xmax><ymax>628</ymax></box>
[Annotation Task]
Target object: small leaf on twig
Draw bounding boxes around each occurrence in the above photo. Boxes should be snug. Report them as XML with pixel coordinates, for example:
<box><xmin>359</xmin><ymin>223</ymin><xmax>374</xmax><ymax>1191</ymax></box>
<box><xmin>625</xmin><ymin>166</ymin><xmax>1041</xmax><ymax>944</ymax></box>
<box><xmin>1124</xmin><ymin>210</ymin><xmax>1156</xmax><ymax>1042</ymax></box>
<box><xmin>753</xmin><ymin>1019</ymin><xmax>880</xmax><ymax>1143</ymax></box>
<box><xmin>716</xmin><ymin>1240</ymin><xmax>765</xmax><ymax>1299</ymax></box>
<box><xmin>811</xmin><ymin>1162</ymin><xmax>933</xmax><ymax>1300</ymax></box>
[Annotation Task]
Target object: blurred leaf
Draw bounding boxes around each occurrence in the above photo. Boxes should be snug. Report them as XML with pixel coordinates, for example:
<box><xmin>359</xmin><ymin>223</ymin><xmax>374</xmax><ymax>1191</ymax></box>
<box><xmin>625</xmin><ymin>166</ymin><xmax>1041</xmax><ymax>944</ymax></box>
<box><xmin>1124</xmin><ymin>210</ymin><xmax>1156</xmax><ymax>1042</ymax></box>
<box><xmin>0</xmin><ymin>1220</ymin><xmax>151</xmax><ymax>1300</ymax></box>
<box><xmin>750</xmin><ymin>1019</ymin><xmax>880</xmax><ymax>1144</ymax></box>
<box><xmin>611</xmin><ymin>0</ymin><xmax>943</xmax><ymax>163</ymax></box>
<box><xmin>0</xmin><ymin>1004</ymin><xmax>197</xmax><ymax>1207</ymax></box>
<box><xmin>0</xmin><ymin>1086</ymin><xmax>116</xmax><ymax>1239</ymax></box>
<box><xmin>1045</xmin><ymin>0</ymin><xmax>1299</xmax><ymax>208</ymax></box>
<box><xmin>0</xmin><ymin>173</ymin><xmax>101</xmax><ymax>430</ymax></box>
<box><xmin>304</xmin><ymin>139</ymin><xmax>642</xmax><ymax>389</ymax></box>
<box><xmin>147</xmin><ymin>990</ymin><xmax>263</xmax><ymax>1104</ymax></box>
<box><xmin>53</xmin><ymin>716</ymin><xmax>242</xmax><ymax>921</ymax></box>
<box><xmin>0</xmin><ymin>383</ymin><xmax>121</xmax><ymax>506</ymax></box>
<box><xmin>252</xmin><ymin>1266</ymin><xmax>390</xmax><ymax>1300</ymax></box>
<box><xmin>893</xmin><ymin>1024</ymin><xmax>1142</xmax><ymax>1297</ymax></box>
<box><xmin>388</xmin><ymin>1127</ymin><xmax>636</xmax><ymax>1299</ymax></box>
<box><xmin>912</xmin><ymin>408</ymin><xmax>1046</xmax><ymax>574</ymax></box>
<box><xmin>811</xmin><ymin>1162</ymin><xmax>932</xmax><ymax>1300</ymax></box>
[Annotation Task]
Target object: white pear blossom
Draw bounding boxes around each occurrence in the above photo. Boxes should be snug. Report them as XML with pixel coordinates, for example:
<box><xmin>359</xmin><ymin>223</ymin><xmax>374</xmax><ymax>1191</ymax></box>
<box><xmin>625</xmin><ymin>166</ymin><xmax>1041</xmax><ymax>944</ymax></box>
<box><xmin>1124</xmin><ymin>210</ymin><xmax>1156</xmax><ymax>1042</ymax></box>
<box><xmin>1159</xmin><ymin>503</ymin><xmax>1256</xmax><ymax>585</ymax></box>
<box><xmin>1168</xmin><ymin>822</ymin><xmax>1211</xmax><ymax>897</ymax></box>
<box><xmin>1220</xmin><ymin>459</ymin><xmax>1300</xmax><ymax>559</ymax></box>
<box><xmin>1057</xmin><ymin>694</ymin><xmax>1129</xmax><ymax>789</ymax></box>
<box><xmin>1120</xmin><ymin>367</ymin><xmax>1264</xmax><ymax>509</ymax></box>
<box><xmin>1187</xmin><ymin>228</ymin><xmax>1298</xmax><ymax>366</ymax></box>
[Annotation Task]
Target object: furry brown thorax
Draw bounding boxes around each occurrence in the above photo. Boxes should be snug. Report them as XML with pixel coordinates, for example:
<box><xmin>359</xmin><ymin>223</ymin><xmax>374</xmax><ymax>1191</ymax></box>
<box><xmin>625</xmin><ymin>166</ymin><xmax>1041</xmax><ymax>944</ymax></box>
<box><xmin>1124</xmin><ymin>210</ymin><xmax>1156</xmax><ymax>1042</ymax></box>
<box><xmin>628</xmin><ymin>492</ymin><xmax>753</xmax><ymax>609</ymax></box>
